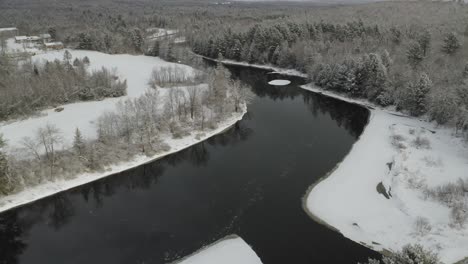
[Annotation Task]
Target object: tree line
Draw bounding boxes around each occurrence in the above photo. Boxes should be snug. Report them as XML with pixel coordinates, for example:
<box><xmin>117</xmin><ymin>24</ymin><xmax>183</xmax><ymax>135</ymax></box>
<box><xmin>189</xmin><ymin>2</ymin><xmax>468</xmax><ymax>136</ymax></box>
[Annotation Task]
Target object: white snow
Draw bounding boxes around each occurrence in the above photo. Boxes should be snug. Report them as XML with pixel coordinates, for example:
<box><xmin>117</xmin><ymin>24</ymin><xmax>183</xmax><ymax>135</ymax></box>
<box><xmin>268</xmin><ymin>79</ymin><xmax>291</xmax><ymax>86</ymax></box>
<box><xmin>0</xmin><ymin>50</ymin><xmax>195</xmax><ymax>152</ymax></box>
<box><xmin>302</xmin><ymin>84</ymin><xmax>468</xmax><ymax>263</ymax></box>
<box><xmin>0</xmin><ymin>27</ymin><xmax>17</xmax><ymax>33</ymax></box>
<box><xmin>175</xmin><ymin>236</ymin><xmax>262</xmax><ymax>264</ymax></box>
<box><xmin>0</xmin><ymin>106</ymin><xmax>246</xmax><ymax>213</ymax></box>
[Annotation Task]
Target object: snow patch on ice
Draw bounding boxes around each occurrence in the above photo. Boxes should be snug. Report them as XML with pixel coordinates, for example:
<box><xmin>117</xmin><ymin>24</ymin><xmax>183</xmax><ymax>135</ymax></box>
<box><xmin>268</xmin><ymin>79</ymin><xmax>291</xmax><ymax>86</ymax></box>
<box><xmin>174</xmin><ymin>236</ymin><xmax>262</xmax><ymax>264</ymax></box>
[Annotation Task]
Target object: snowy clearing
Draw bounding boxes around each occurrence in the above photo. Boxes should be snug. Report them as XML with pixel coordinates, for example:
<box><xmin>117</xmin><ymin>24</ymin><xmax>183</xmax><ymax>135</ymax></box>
<box><xmin>302</xmin><ymin>84</ymin><xmax>468</xmax><ymax>263</ymax></box>
<box><xmin>268</xmin><ymin>79</ymin><xmax>291</xmax><ymax>86</ymax></box>
<box><xmin>0</xmin><ymin>106</ymin><xmax>246</xmax><ymax>213</ymax></box>
<box><xmin>0</xmin><ymin>49</ymin><xmax>195</xmax><ymax>153</ymax></box>
<box><xmin>174</xmin><ymin>235</ymin><xmax>262</xmax><ymax>264</ymax></box>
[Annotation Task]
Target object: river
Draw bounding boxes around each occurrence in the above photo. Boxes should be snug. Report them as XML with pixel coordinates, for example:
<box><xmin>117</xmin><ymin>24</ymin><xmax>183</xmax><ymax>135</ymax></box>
<box><xmin>0</xmin><ymin>65</ymin><xmax>380</xmax><ymax>264</ymax></box>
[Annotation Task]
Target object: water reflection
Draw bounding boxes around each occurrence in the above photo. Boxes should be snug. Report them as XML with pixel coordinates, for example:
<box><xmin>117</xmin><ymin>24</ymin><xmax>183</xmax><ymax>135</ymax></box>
<box><xmin>0</xmin><ymin>65</ymin><xmax>377</xmax><ymax>264</ymax></box>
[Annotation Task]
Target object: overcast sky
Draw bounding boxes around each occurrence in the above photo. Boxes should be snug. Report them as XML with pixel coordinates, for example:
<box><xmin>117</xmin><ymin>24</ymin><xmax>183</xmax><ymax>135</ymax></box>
<box><xmin>233</xmin><ymin>0</ymin><xmax>386</xmax><ymax>2</ymax></box>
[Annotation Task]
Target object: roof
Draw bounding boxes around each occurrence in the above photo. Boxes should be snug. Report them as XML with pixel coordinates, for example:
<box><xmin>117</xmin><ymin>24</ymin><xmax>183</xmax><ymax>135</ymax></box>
<box><xmin>0</xmin><ymin>27</ymin><xmax>17</xmax><ymax>32</ymax></box>
<box><xmin>15</xmin><ymin>36</ymin><xmax>28</xmax><ymax>40</ymax></box>
<box><xmin>40</xmin><ymin>33</ymin><xmax>51</xmax><ymax>39</ymax></box>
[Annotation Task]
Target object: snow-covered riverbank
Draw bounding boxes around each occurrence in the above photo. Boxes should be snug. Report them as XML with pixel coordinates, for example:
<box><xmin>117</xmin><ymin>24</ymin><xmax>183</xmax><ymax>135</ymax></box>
<box><xmin>196</xmin><ymin>55</ymin><xmax>308</xmax><ymax>78</ymax></box>
<box><xmin>301</xmin><ymin>84</ymin><xmax>468</xmax><ymax>264</ymax></box>
<box><xmin>173</xmin><ymin>235</ymin><xmax>262</xmax><ymax>264</ymax></box>
<box><xmin>0</xmin><ymin>106</ymin><xmax>246</xmax><ymax>213</ymax></box>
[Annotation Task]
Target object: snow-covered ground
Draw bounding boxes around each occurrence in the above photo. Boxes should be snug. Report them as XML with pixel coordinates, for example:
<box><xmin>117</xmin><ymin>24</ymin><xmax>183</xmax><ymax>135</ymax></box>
<box><xmin>174</xmin><ymin>236</ymin><xmax>262</xmax><ymax>264</ymax></box>
<box><xmin>0</xmin><ymin>50</ymin><xmax>195</xmax><ymax>152</ymax></box>
<box><xmin>302</xmin><ymin>84</ymin><xmax>468</xmax><ymax>263</ymax></box>
<box><xmin>268</xmin><ymin>79</ymin><xmax>291</xmax><ymax>86</ymax></box>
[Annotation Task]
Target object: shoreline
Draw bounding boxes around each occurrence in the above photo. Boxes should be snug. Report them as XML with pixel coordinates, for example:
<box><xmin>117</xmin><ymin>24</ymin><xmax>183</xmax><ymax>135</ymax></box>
<box><xmin>0</xmin><ymin>108</ymin><xmax>247</xmax><ymax>214</ymax></box>
<box><xmin>198</xmin><ymin>55</ymin><xmax>308</xmax><ymax>78</ymax></box>
<box><xmin>299</xmin><ymin>84</ymin><xmax>468</xmax><ymax>263</ymax></box>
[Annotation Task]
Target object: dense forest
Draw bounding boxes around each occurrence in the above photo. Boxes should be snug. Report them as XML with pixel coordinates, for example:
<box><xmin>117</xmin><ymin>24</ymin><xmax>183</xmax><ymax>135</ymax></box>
<box><xmin>3</xmin><ymin>0</ymin><xmax>465</xmax><ymax>132</ymax></box>
<box><xmin>190</xmin><ymin>1</ymin><xmax>468</xmax><ymax>134</ymax></box>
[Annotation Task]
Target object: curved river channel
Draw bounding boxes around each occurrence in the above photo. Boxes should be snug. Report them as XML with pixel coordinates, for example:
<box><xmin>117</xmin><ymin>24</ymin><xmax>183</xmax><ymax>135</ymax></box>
<box><xmin>0</xmin><ymin>65</ymin><xmax>380</xmax><ymax>264</ymax></box>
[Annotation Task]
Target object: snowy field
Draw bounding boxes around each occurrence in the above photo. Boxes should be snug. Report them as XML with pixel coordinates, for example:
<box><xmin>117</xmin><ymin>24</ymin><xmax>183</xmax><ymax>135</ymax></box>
<box><xmin>175</xmin><ymin>236</ymin><xmax>262</xmax><ymax>264</ymax></box>
<box><xmin>302</xmin><ymin>84</ymin><xmax>468</xmax><ymax>263</ymax></box>
<box><xmin>0</xmin><ymin>49</ymin><xmax>195</xmax><ymax>153</ymax></box>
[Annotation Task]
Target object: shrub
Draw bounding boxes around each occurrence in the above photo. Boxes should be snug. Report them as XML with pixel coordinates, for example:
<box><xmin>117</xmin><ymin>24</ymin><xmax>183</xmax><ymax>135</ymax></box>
<box><xmin>412</xmin><ymin>136</ymin><xmax>431</xmax><ymax>149</ymax></box>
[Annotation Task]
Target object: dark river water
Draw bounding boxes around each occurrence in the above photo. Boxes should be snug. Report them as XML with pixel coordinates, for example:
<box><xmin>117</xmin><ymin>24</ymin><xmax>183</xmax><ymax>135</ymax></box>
<box><xmin>0</xmin><ymin>65</ymin><xmax>380</xmax><ymax>264</ymax></box>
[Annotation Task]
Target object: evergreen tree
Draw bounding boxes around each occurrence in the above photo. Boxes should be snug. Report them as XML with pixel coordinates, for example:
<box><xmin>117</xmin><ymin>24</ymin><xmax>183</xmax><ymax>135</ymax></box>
<box><xmin>408</xmin><ymin>72</ymin><xmax>432</xmax><ymax>116</ymax></box>
<box><xmin>230</xmin><ymin>39</ymin><xmax>242</xmax><ymax>61</ymax></box>
<box><xmin>390</xmin><ymin>27</ymin><xmax>402</xmax><ymax>45</ymax></box>
<box><xmin>83</xmin><ymin>56</ymin><xmax>90</xmax><ymax>65</ymax></box>
<box><xmin>271</xmin><ymin>45</ymin><xmax>280</xmax><ymax>65</ymax></box>
<box><xmin>441</xmin><ymin>32</ymin><xmax>461</xmax><ymax>55</ymax></box>
<box><xmin>463</xmin><ymin>63</ymin><xmax>468</xmax><ymax>78</ymax></box>
<box><xmin>147</xmin><ymin>41</ymin><xmax>160</xmax><ymax>57</ymax></box>
<box><xmin>0</xmin><ymin>134</ymin><xmax>11</xmax><ymax>195</ymax></box>
<box><xmin>77</xmin><ymin>33</ymin><xmax>93</xmax><ymax>50</ymax></box>
<box><xmin>63</xmin><ymin>50</ymin><xmax>72</xmax><ymax>63</ymax></box>
<box><xmin>361</xmin><ymin>53</ymin><xmax>388</xmax><ymax>100</ymax></box>
<box><xmin>407</xmin><ymin>41</ymin><xmax>424</xmax><ymax>68</ymax></box>
<box><xmin>73</xmin><ymin>128</ymin><xmax>85</xmax><ymax>156</ymax></box>
<box><xmin>418</xmin><ymin>30</ymin><xmax>431</xmax><ymax>56</ymax></box>
<box><xmin>73</xmin><ymin>58</ymin><xmax>82</xmax><ymax>67</ymax></box>
<box><xmin>86</xmin><ymin>145</ymin><xmax>101</xmax><ymax>171</ymax></box>
<box><xmin>381</xmin><ymin>49</ymin><xmax>392</xmax><ymax>69</ymax></box>
<box><xmin>130</xmin><ymin>28</ymin><xmax>144</xmax><ymax>52</ymax></box>
<box><xmin>48</xmin><ymin>27</ymin><xmax>57</xmax><ymax>40</ymax></box>
<box><xmin>359</xmin><ymin>244</ymin><xmax>439</xmax><ymax>264</ymax></box>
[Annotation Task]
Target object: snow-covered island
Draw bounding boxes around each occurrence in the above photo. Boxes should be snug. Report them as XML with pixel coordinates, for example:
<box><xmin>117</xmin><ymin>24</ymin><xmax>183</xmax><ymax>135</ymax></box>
<box><xmin>0</xmin><ymin>47</ymin><xmax>250</xmax><ymax>214</ymax></box>
<box><xmin>302</xmin><ymin>84</ymin><xmax>468</xmax><ymax>264</ymax></box>
<box><xmin>268</xmin><ymin>79</ymin><xmax>291</xmax><ymax>86</ymax></box>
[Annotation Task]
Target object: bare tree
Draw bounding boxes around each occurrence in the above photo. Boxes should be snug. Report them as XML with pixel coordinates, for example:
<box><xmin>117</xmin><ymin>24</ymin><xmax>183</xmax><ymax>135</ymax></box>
<box><xmin>229</xmin><ymin>79</ymin><xmax>254</xmax><ymax>113</ymax></box>
<box><xmin>187</xmin><ymin>86</ymin><xmax>200</xmax><ymax>119</ymax></box>
<box><xmin>37</xmin><ymin>124</ymin><xmax>63</xmax><ymax>176</ymax></box>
